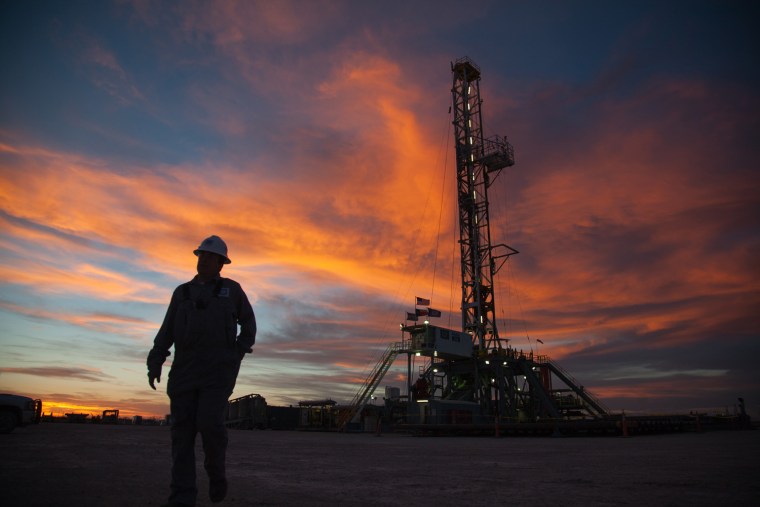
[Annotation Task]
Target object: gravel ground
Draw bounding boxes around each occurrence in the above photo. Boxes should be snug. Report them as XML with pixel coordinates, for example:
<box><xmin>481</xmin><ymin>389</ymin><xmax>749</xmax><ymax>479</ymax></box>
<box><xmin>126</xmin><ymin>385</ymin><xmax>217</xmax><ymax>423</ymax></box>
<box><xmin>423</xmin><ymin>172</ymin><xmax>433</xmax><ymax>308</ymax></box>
<box><xmin>1</xmin><ymin>423</ymin><xmax>758</xmax><ymax>506</ymax></box>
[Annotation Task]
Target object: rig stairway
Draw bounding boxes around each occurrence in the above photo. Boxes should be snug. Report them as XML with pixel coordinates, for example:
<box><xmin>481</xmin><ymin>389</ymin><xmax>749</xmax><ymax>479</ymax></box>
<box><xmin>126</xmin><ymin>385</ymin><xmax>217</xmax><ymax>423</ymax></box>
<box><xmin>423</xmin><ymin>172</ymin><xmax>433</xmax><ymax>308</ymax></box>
<box><xmin>338</xmin><ymin>341</ymin><xmax>402</xmax><ymax>430</ymax></box>
<box><xmin>544</xmin><ymin>358</ymin><xmax>610</xmax><ymax>417</ymax></box>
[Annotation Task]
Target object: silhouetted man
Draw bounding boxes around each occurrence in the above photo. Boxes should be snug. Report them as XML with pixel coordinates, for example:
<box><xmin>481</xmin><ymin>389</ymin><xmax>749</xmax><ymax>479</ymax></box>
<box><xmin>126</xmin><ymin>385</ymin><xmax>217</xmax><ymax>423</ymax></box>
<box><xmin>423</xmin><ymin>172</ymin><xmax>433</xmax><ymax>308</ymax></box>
<box><xmin>147</xmin><ymin>235</ymin><xmax>256</xmax><ymax>507</ymax></box>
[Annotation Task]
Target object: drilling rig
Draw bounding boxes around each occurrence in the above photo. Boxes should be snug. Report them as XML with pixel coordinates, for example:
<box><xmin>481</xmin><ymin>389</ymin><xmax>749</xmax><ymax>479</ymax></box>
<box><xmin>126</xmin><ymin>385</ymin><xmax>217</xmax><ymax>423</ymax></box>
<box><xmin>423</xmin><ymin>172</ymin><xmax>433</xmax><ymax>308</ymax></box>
<box><xmin>339</xmin><ymin>57</ymin><xmax>608</xmax><ymax>433</ymax></box>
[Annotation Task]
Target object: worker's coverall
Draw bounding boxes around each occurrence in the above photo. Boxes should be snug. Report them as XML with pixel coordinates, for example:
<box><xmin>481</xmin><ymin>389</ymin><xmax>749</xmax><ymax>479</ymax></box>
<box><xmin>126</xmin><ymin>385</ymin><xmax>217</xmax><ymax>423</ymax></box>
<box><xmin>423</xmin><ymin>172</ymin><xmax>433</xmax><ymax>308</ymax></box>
<box><xmin>147</xmin><ymin>275</ymin><xmax>256</xmax><ymax>506</ymax></box>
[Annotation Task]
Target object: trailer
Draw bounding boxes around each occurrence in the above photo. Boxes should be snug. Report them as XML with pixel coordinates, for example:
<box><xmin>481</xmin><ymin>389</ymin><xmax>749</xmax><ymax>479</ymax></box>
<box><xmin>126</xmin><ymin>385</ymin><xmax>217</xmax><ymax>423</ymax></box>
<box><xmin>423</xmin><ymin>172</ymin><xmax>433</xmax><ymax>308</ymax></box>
<box><xmin>225</xmin><ymin>394</ymin><xmax>268</xmax><ymax>429</ymax></box>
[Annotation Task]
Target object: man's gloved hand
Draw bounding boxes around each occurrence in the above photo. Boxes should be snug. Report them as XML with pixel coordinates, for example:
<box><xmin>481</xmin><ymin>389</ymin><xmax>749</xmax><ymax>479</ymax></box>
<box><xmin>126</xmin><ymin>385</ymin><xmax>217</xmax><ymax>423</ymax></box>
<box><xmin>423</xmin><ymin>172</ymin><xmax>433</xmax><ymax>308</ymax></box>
<box><xmin>148</xmin><ymin>367</ymin><xmax>161</xmax><ymax>390</ymax></box>
<box><xmin>236</xmin><ymin>341</ymin><xmax>253</xmax><ymax>361</ymax></box>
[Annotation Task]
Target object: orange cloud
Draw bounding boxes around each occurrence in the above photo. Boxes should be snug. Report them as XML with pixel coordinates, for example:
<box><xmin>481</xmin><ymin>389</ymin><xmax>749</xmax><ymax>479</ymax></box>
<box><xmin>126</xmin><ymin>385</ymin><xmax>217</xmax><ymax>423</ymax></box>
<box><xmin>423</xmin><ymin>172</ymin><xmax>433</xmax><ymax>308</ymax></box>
<box><xmin>1</xmin><ymin>119</ymin><xmax>448</xmax><ymax>360</ymax></box>
<box><xmin>0</xmin><ymin>300</ymin><xmax>156</xmax><ymax>337</ymax></box>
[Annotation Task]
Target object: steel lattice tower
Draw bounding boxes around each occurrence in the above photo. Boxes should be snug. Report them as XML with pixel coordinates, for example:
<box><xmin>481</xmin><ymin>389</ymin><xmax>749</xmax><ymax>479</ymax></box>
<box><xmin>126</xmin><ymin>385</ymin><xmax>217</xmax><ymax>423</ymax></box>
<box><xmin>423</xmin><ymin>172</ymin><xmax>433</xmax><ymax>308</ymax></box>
<box><xmin>451</xmin><ymin>57</ymin><xmax>516</xmax><ymax>352</ymax></box>
<box><xmin>378</xmin><ymin>57</ymin><xmax>608</xmax><ymax>430</ymax></box>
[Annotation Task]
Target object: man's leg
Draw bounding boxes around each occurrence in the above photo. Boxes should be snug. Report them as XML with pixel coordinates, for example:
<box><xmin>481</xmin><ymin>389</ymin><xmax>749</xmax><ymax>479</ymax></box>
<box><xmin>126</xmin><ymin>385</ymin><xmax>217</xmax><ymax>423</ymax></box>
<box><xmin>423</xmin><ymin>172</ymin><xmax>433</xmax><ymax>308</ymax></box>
<box><xmin>169</xmin><ymin>390</ymin><xmax>199</xmax><ymax>506</ymax></box>
<box><xmin>197</xmin><ymin>386</ymin><xmax>231</xmax><ymax>502</ymax></box>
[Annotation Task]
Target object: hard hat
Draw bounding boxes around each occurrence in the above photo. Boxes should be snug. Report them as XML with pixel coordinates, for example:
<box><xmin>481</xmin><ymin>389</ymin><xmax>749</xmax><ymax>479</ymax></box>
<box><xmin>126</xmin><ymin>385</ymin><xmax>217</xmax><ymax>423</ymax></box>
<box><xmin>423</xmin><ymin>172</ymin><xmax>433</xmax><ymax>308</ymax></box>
<box><xmin>193</xmin><ymin>235</ymin><xmax>231</xmax><ymax>264</ymax></box>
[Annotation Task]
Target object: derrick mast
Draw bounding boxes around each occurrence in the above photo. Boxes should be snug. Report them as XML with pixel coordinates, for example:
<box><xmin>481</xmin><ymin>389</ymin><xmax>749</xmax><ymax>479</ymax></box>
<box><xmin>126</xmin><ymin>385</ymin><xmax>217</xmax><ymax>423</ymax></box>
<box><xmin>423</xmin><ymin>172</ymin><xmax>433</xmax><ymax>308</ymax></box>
<box><xmin>451</xmin><ymin>57</ymin><xmax>515</xmax><ymax>351</ymax></box>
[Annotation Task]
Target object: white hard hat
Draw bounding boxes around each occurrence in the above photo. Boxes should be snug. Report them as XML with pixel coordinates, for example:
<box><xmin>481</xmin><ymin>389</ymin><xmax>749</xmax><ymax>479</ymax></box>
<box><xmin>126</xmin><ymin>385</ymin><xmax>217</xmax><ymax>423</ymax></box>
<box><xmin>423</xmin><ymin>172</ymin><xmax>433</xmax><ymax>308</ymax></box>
<box><xmin>193</xmin><ymin>235</ymin><xmax>231</xmax><ymax>264</ymax></box>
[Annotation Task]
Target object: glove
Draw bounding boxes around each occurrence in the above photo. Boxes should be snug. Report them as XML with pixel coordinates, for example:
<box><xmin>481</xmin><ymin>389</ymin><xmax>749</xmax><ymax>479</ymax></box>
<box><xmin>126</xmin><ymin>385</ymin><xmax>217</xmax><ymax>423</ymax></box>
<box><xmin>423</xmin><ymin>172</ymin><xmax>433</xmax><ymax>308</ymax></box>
<box><xmin>236</xmin><ymin>341</ymin><xmax>253</xmax><ymax>361</ymax></box>
<box><xmin>148</xmin><ymin>367</ymin><xmax>161</xmax><ymax>390</ymax></box>
<box><xmin>147</xmin><ymin>347</ymin><xmax>168</xmax><ymax>390</ymax></box>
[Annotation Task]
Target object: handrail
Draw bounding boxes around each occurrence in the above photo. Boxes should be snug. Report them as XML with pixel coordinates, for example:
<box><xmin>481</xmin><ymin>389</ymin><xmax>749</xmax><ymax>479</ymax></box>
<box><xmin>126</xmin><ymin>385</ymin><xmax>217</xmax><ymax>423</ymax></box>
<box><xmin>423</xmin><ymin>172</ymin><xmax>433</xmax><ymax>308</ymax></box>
<box><xmin>548</xmin><ymin>357</ymin><xmax>610</xmax><ymax>415</ymax></box>
<box><xmin>338</xmin><ymin>341</ymin><xmax>401</xmax><ymax>429</ymax></box>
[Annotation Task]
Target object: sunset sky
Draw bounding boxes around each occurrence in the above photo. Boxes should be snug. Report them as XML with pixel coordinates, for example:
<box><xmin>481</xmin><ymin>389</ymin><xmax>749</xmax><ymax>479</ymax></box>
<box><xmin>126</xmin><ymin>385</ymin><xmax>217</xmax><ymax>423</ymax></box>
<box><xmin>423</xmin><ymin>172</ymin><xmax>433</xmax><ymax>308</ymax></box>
<box><xmin>1</xmin><ymin>1</ymin><xmax>758</xmax><ymax>420</ymax></box>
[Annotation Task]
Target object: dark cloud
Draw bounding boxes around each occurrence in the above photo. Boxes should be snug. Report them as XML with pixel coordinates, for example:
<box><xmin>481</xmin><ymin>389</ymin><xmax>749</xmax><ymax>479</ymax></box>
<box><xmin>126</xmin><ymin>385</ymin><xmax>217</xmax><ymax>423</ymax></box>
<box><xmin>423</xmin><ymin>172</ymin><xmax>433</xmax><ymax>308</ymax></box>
<box><xmin>0</xmin><ymin>366</ymin><xmax>114</xmax><ymax>382</ymax></box>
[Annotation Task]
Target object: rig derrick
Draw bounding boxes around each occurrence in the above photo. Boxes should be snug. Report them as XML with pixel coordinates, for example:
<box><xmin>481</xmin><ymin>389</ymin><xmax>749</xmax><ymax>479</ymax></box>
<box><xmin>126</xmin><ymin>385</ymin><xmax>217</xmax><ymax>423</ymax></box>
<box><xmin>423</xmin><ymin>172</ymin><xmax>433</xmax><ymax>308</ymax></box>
<box><xmin>340</xmin><ymin>57</ymin><xmax>610</xmax><ymax>435</ymax></box>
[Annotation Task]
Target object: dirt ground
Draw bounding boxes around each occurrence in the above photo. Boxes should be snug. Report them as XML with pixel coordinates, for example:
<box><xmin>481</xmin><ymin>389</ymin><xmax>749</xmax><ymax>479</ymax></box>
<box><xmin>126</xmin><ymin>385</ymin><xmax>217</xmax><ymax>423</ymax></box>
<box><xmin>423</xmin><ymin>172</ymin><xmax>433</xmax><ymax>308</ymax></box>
<box><xmin>1</xmin><ymin>423</ymin><xmax>758</xmax><ymax>506</ymax></box>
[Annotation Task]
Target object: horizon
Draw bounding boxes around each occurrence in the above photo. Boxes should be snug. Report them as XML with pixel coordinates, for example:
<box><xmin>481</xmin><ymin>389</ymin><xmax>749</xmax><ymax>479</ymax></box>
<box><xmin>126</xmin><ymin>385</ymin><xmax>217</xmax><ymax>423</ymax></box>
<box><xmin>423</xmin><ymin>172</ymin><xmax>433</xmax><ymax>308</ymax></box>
<box><xmin>1</xmin><ymin>1</ymin><xmax>758</xmax><ymax>421</ymax></box>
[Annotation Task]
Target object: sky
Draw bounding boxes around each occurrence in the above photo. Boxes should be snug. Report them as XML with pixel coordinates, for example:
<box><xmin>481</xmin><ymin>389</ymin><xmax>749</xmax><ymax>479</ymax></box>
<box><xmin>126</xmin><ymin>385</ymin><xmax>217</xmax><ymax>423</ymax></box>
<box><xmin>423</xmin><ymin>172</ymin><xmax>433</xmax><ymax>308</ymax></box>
<box><xmin>1</xmin><ymin>0</ymin><xmax>758</xmax><ymax>420</ymax></box>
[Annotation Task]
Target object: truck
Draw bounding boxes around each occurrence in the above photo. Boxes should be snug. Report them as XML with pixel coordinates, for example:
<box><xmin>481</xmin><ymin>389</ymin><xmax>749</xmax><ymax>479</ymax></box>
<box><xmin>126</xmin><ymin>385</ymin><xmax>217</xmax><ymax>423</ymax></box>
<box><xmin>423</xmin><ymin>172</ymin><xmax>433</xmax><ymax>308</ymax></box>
<box><xmin>101</xmin><ymin>409</ymin><xmax>119</xmax><ymax>424</ymax></box>
<box><xmin>0</xmin><ymin>393</ymin><xmax>42</xmax><ymax>433</ymax></box>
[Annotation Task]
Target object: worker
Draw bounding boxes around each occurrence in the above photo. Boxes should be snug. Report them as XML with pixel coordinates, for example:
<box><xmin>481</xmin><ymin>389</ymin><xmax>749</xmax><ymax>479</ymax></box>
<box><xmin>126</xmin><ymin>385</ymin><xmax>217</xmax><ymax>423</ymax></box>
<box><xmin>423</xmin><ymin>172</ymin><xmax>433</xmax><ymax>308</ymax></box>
<box><xmin>147</xmin><ymin>235</ymin><xmax>256</xmax><ymax>506</ymax></box>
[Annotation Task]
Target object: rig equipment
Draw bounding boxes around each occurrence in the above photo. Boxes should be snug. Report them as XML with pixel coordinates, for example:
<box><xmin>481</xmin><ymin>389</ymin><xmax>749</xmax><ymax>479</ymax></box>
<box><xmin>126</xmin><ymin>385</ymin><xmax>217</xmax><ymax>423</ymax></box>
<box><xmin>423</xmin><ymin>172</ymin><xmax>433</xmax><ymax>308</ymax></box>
<box><xmin>339</xmin><ymin>57</ymin><xmax>609</xmax><ymax>434</ymax></box>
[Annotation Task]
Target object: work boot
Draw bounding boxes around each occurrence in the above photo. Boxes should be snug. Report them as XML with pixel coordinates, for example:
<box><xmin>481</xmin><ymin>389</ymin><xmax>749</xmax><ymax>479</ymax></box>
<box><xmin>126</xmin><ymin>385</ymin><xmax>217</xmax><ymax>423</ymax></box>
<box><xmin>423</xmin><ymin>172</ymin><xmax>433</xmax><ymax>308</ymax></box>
<box><xmin>209</xmin><ymin>478</ymin><xmax>228</xmax><ymax>503</ymax></box>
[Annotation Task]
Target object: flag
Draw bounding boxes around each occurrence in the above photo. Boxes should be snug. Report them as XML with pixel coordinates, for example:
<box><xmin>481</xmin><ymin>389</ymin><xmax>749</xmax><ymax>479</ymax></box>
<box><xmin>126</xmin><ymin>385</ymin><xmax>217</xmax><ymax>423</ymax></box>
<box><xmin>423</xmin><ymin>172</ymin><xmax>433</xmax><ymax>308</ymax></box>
<box><xmin>406</xmin><ymin>312</ymin><xmax>418</xmax><ymax>322</ymax></box>
<box><xmin>427</xmin><ymin>308</ymin><xmax>442</xmax><ymax>318</ymax></box>
<box><xmin>416</xmin><ymin>309</ymin><xmax>428</xmax><ymax>317</ymax></box>
<box><xmin>537</xmin><ymin>339</ymin><xmax>544</xmax><ymax>344</ymax></box>
<box><xmin>415</xmin><ymin>297</ymin><xmax>430</xmax><ymax>306</ymax></box>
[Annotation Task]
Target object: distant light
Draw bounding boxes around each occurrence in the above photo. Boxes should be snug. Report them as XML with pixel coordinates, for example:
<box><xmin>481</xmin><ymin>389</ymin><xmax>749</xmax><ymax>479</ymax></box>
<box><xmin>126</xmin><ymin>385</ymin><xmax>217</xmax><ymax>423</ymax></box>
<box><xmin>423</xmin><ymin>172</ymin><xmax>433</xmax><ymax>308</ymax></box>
<box><xmin>415</xmin><ymin>352</ymin><xmax>421</xmax><ymax>356</ymax></box>
<box><xmin>433</xmin><ymin>368</ymin><xmax>438</xmax><ymax>373</ymax></box>
<box><xmin>424</xmin><ymin>320</ymin><xmax>430</xmax><ymax>325</ymax></box>
<box><xmin>485</xmin><ymin>360</ymin><xmax>490</xmax><ymax>365</ymax></box>
<box><xmin>503</xmin><ymin>361</ymin><xmax>507</xmax><ymax>366</ymax></box>
<box><xmin>433</xmin><ymin>350</ymin><xmax>438</xmax><ymax>357</ymax></box>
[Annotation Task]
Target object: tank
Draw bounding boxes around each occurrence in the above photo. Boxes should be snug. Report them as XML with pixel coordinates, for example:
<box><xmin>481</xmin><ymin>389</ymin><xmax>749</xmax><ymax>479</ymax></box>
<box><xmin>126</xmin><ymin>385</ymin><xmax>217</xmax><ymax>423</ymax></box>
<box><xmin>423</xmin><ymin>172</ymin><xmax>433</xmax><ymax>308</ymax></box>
<box><xmin>238</xmin><ymin>396</ymin><xmax>251</xmax><ymax>419</ymax></box>
<box><xmin>227</xmin><ymin>400</ymin><xmax>239</xmax><ymax>420</ymax></box>
<box><xmin>385</xmin><ymin>386</ymin><xmax>401</xmax><ymax>400</ymax></box>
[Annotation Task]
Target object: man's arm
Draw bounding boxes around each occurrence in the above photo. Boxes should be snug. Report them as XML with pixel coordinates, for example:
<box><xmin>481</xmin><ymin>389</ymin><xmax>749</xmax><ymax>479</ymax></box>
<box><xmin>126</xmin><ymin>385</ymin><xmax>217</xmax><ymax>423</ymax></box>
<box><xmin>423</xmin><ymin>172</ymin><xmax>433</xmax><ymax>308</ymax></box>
<box><xmin>146</xmin><ymin>288</ymin><xmax>179</xmax><ymax>389</ymax></box>
<box><xmin>235</xmin><ymin>287</ymin><xmax>256</xmax><ymax>357</ymax></box>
